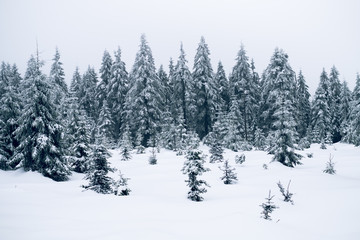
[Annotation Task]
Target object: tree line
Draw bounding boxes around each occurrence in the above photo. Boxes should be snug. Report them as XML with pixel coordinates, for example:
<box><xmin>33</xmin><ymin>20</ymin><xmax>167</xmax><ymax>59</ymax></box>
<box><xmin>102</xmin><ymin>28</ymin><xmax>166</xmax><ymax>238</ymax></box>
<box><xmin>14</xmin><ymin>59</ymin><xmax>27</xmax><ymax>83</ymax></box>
<box><xmin>0</xmin><ymin>34</ymin><xmax>359</xmax><ymax>180</ymax></box>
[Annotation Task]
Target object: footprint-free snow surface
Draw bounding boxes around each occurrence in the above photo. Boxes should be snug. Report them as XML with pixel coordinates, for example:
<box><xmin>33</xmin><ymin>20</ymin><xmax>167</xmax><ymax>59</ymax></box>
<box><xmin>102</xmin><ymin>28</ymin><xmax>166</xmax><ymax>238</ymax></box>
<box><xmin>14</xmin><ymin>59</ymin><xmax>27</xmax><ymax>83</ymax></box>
<box><xmin>1</xmin><ymin>143</ymin><xmax>359</xmax><ymax>240</ymax></box>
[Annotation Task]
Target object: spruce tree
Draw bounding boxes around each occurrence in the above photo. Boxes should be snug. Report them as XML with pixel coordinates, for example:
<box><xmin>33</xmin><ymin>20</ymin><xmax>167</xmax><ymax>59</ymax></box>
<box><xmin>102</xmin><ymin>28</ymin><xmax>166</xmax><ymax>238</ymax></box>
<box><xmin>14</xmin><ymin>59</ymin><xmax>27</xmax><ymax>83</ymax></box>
<box><xmin>260</xmin><ymin>191</ymin><xmax>277</xmax><ymax>220</ymax></box>
<box><xmin>10</xmin><ymin>55</ymin><xmax>70</xmax><ymax>181</ymax></box>
<box><xmin>96</xmin><ymin>99</ymin><xmax>114</xmax><ymax>148</ymax></box>
<box><xmin>120</xmin><ymin>124</ymin><xmax>132</xmax><ymax>161</ymax></box>
<box><xmin>192</xmin><ymin>36</ymin><xmax>217</xmax><ymax>139</ymax></box>
<box><xmin>49</xmin><ymin>48</ymin><xmax>67</xmax><ymax>106</ymax></box>
<box><xmin>82</xmin><ymin>145</ymin><xmax>114</xmax><ymax>194</ymax></box>
<box><xmin>215</xmin><ymin>61</ymin><xmax>230</xmax><ymax>111</ymax></box>
<box><xmin>96</xmin><ymin>50</ymin><xmax>113</xmax><ymax>115</ymax></box>
<box><xmin>124</xmin><ymin>35</ymin><xmax>164</xmax><ymax>147</ymax></box>
<box><xmin>230</xmin><ymin>44</ymin><xmax>259</xmax><ymax>142</ymax></box>
<box><xmin>107</xmin><ymin>47</ymin><xmax>128</xmax><ymax>142</ymax></box>
<box><xmin>328</xmin><ymin>66</ymin><xmax>342</xmax><ymax>142</ymax></box>
<box><xmin>339</xmin><ymin>81</ymin><xmax>352</xmax><ymax>138</ymax></box>
<box><xmin>0</xmin><ymin>64</ymin><xmax>22</xmax><ymax>170</ymax></box>
<box><xmin>311</xmin><ymin>69</ymin><xmax>332</xmax><ymax>144</ymax></box>
<box><xmin>65</xmin><ymin>89</ymin><xmax>92</xmax><ymax>173</ymax></box>
<box><xmin>345</xmin><ymin>74</ymin><xmax>360</xmax><ymax>145</ymax></box>
<box><xmin>209</xmin><ymin>137</ymin><xmax>224</xmax><ymax>163</ymax></box>
<box><xmin>295</xmin><ymin>71</ymin><xmax>311</xmax><ymax>139</ymax></box>
<box><xmin>182</xmin><ymin>150</ymin><xmax>210</xmax><ymax>201</ymax></box>
<box><xmin>80</xmin><ymin>66</ymin><xmax>98</xmax><ymax>120</ymax></box>
<box><xmin>219</xmin><ymin>160</ymin><xmax>238</xmax><ymax>184</ymax></box>
<box><xmin>264</xmin><ymin>49</ymin><xmax>301</xmax><ymax>167</ymax></box>
<box><xmin>114</xmin><ymin>171</ymin><xmax>131</xmax><ymax>196</ymax></box>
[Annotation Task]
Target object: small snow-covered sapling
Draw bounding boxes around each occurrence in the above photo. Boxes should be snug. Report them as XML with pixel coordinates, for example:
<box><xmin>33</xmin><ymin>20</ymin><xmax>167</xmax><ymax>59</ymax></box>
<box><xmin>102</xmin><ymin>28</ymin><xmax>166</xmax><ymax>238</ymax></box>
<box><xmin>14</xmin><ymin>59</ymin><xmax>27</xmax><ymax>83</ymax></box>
<box><xmin>148</xmin><ymin>148</ymin><xmax>157</xmax><ymax>165</ymax></box>
<box><xmin>260</xmin><ymin>190</ymin><xmax>277</xmax><ymax>220</ymax></box>
<box><xmin>277</xmin><ymin>180</ymin><xmax>294</xmax><ymax>204</ymax></box>
<box><xmin>263</xmin><ymin>164</ymin><xmax>268</xmax><ymax>170</ymax></box>
<box><xmin>114</xmin><ymin>171</ymin><xmax>131</xmax><ymax>196</ymax></box>
<box><xmin>235</xmin><ymin>154</ymin><xmax>246</xmax><ymax>164</ymax></box>
<box><xmin>323</xmin><ymin>154</ymin><xmax>336</xmax><ymax>175</ymax></box>
<box><xmin>219</xmin><ymin>160</ymin><xmax>238</xmax><ymax>184</ymax></box>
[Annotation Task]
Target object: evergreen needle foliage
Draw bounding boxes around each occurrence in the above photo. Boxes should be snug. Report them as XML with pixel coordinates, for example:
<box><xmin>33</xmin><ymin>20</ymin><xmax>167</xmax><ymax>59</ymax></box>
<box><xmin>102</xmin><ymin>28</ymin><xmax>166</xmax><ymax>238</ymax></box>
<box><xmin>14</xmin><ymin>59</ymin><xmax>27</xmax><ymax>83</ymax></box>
<box><xmin>219</xmin><ymin>160</ymin><xmax>238</xmax><ymax>184</ymax></box>
<box><xmin>260</xmin><ymin>190</ymin><xmax>277</xmax><ymax>220</ymax></box>
<box><xmin>277</xmin><ymin>180</ymin><xmax>294</xmax><ymax>204</ymax></box>
<box><xmin>323</xmin><ymin>154</ymin><xmax>336</xmax><ymax>175</ymax></box>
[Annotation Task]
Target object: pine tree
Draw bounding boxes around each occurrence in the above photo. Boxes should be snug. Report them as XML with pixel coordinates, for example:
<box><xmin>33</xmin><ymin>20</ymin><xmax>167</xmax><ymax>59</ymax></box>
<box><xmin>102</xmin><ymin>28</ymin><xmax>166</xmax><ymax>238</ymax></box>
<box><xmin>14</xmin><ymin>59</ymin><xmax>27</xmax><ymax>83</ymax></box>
<box><xmin>295</xmin><ymin>71</ymin><xmax>311</xmax><ymax>139</ymax></box>
<box><xmin>114</xmin><ymin>171</ymin><xmax>131</xmax><ymax>196</ymax></box>
<box><xmin>264</xmin><ymin>49</ymin><xmax>302</xmax><ymax>167</ymax></box>
<box><xmin>120</xmin><ymin>124</ymin><xmax>132</xmax><ymax>161</ymax></box>
<box><xmin>260</xmin><ymin>190</ymin><xmax>277</xmax><ymax>220</ymax></box>
<box><xmin>345</xmin><ymin>74</ymin><xmax>360</xmax><ymax>145</ymax></box>
<box><xmin>209</xmin><ymin>137</ymin><xmax>224</xmax><ymax>163</ymax></box>
<box><xmin>80</xmin><ymin>66</ymin><xmax>98</xmax><ymax>120</ymax></box>
<box><xmin>182</xmin><ymin>150</ymin><xmax>210</xmax><ymax>201</ymax></box>
<box><xmin>70</xmin><ymin>67</ymin><xmax>82</xmax><ymax>100</ymax></box>
<box><xmin>311</xmin><ymin>69</ymin><xmax>332</xmax><ymax>144</ymax></box>
<box><xmin>171</xmin><ymin>43</ymin><xmax>193</xmax><ymax>128</ymax></box>
<box><xmin>65</xmin><ymin>89</ymin><xmax>92</xmax><ymax>173</ymax></box>
<box><xmin>124</xmin><ymin>34</ymin><xmax>164</xmax><ymax>147</ymax></box>
<box><xmin>222</xmin><ymin>97</ymin><xmax>243</xmax><ymax>151</ymax></box>
<box><xmin>49</xmin><ymin>48</ymin><xmax>67</xmax><ymax>106</ymax></box>
<box><xmin>215</xmin><ymin>61</ymin><xmax>230</xmax><ymax>111</ymax></box>
<box><xmin>192</xmin><ymin>36</ymin><xmax>217</xmax><ymax>139</ymax></box>
<box><xmin>82</xmin><ymin>145</ymin><xmax>114</xmax><ymax>194</ymax></box>
<box><xmin>96</xmin><ymin>99</ymin><xmax>114</xmax><ymax>148</ymax></box>
<box><xmin>219</xmin><ymin>160</ymin><xmax>237</xmax><ymax>184</ymax></box>
<box><xmin>96</xmin><ymin>50</ymin><xmax>113</xmax><ymax>116</ymax></box>
<box><xmin>339</xmin><ymin>81</ymin><xmax>352</xmax><ymax>138</ymax></box>
<box><xmin>0</xmin><ymin>64</ymin><xmax>22</xmax><ymax>169</ymax></box>
<box><xmin>323</xmin><ymin>154</ymin><xmax>336</xmax><ymax>175</ymax></box>
<box><xmin>328</xmin><ymin>66</ymin><xmax>342</xmax><ymax>142</ymax></box>
<box><xmin>230</xmin><ymin>44</ymin><xmax>259</xmax><ymax>142</ymax></box>
<box><xmin>10</xmin><ymin>54</ymin><xmax>70</xmax><ymax>181</ymax></box>
<box><xmin>107</xmin><ymin>47</ymin><xmax>128</xmax><ymax>142</ymax></box>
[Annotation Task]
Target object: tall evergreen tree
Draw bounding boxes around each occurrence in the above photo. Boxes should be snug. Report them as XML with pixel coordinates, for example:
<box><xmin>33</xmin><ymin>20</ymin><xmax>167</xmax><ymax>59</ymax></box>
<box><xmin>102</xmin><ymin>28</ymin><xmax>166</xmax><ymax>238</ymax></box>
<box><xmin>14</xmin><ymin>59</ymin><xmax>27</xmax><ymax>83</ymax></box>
<box><xmin>172</xmin><ymin>43</ymin><xmax>193</xmax><ymax>127</ymax></box>
<box><xmin>328</xmin><ymin>66</ymin><xmax>342</xmax><ymax>142</ymax></box>
<box><xmin>229</xmin><ymin>44</ymin><xmax>259</xmax><ymax>142</ymax></box>
<box><xmin>295</xmin><ymin>70</ymin><xmax>311</xmax><ymax>139</ymax></box>
<box><xmin>339</xmin><ymin>81</ymin><xmax>352</xmax><ymax>137</ymax></box>
<box><xmin>215</xmin><ymin>61</ymin><xmax>230</xmax><ymax>111</ymax></box>
<box><xmin>124</xmin><ymin>34</ymin><xmax>164</xmax><ymax>147</ymax></box>
<box><xmin>0</xmin><ymin>64</ymin><xmax>22</xmax><ymax>170</ymax></box>
<box><xmin>107</xmin><ymin>47</ymin><xmax>128</xmax><ymax>142</ymax></box>
<box><xmin>181</xmin><ymin>150</ymin><xmax>210</xmax><ymax>201</ymax></box>
<box><xmin>82</xmin><ymin>145</ymin><xmax>114</xmax><ymax>194</ymax></box>
<box><xmin>80</xmin><ymin>66</ymin><xmax>98</xmax><ymax>120</ymax></box>
<box><xmin>345</xmin><ymin>74</ymin><xmax>360</xmax><ymax>145</ymax></box>
<box><xmin>96</xmin><ymin>99</ymin><xmax>114</xmax><ymax>147</ymax></box>
<box><xmin>192</xmin><ymin>36</ymin><xmax>217</xmax><ymax>139</ymax></box>
<box><xmin>263</xmin><ymin>49</ymin><xmax>301</xmax><ymax>167</ymax></box>
<box><xmin>311</xmin><ymin>69</ymin><xmax>332</xmax><ymax>144</ymax></box>
<box><xmin>96</xmin><ymin>50</ymin><xmax>113</xmax><ymax>115</ymax></box>
<box><xmin>10</xmin><ymin>54</ymin><xmax>70</xmax><ymax>181</ymax></box>
<box><xmin>49</xmin><ymin>48</ymin><xmax>67</xmax><ymax>105</ymax></box>
<box><xmin>70</xmin><ymin>67</ymin><xmax>82</xmax><ymax>100</ymax></box>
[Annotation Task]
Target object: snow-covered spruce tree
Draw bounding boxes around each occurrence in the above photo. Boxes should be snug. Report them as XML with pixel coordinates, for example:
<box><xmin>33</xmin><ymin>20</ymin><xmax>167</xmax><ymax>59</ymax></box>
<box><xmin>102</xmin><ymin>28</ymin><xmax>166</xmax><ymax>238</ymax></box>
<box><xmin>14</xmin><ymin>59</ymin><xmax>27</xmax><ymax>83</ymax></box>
<box><xmin>49</xmin><ymin>48</ymin><xmax>68</xmax><ymax>107</ymax></box>
<box><xmin>311</xmin><ymin>69</ymin><xmax>332</xmax><ymax>144</ymax></box>
<box><xmin>65</xmin><ymin>89</ymin><xmax>92</xmax><ymax>173</ymax></box>
<box><xmin>215</xmin><ymin>61</ymin><xmax>230</xmax><ymax>111</ymax></box>
<box><xmin>96</xmin><ymin>50</ymin><xmax>113</xmax><ymax>118</ymax></box>
<box><xmin>0</xmin><ymin>64</ymin><xmax>22</xmax><ymax>170</ymax></box>
<box><xmin>107</xmin><ymin>47</ymin><xmax>128</xmax><ymax>142</ymax></box>
<box><xmin>158</xmin><ymin>65</ymin><xmax>171</xmax><ymax>111</ymax></box>
<box><xmin>339</xmin><ymin>81</ymin><xmax>352</xmax><ymax>138</ymax></box>
<box><xmin>328</xmin><ymin>66</ymin><xmax>342</xmax><ymax>142</ymax></box>
<box><xmin>191</xmin><ymin>36</ymin><xmax>217</xmax><ymax>139</ymax></box>
<box><xmin>10</xmin><ymin>55</ymin><xmax>70</xmax><ymax>181</ymax></box>
<box><xmin>229</xmin><ymin>44</ymin><xmax>259</xmax><ymax>142</ymax></box>
<box><xmin>124</xmin><ymin>34</ymin><xmax>164</xmax><ymax>147</ymax></box>
<box><xmin>171</xmin><ymin>43</ymin><xmax>193</xmax><ymax>128</ymax></box>
<box><xmin>344</xmin><ymin>74</ymin><xmax>360</xmax><ymax>145</ymax></box>
<box><xmin>277</xmin><ymin>180</ymin><xmax>294</xmax><ymax>204</ymax></box>
<box><xmin>96</xmin><ymin>99</ymin><xmax>114</xmax><ymax>148</ymax></box>
<box><xmin>182</xmin><ymin>150</ymin><xmax>210</xmax><ymax>202</ymax></box>
<box><xmin>148</xmin><ymin>147</ymin><xmax>157</xmax><ymax>165</ymax></box>
<box><xmin>253</xmin><ymin>127</ymin><xmax>266</xmax><ymax>150</ymax></box>
<box><xmin>323</xmin><ymin>154</ymin><xmax>336</xmax><ymax>175</ymax></box>
<box><xmin>264</xmin><ymin>49</ymin><xmax>302</xmax><ymax>167</ymax></box>
<box><xmin>209</xmin><ymin>138</ymin><xmax>224</xmax><ymax>163</ymax></box>
<box><xmin>295</xmin><ymin>70</ymin><xmax>311</xmax><ymax>139</ymax></box>
<box><xmin>260</xmin><ymin>190</ymin><xmax>277</xmax><ymax>221</ymax></box>
<box><xmin>80</xmin><ymin>66</ymin><xmax>98</xmax><ymax>120</ymax></box>
<box><xmin>70</xmin><ymin>67</ymin><xmax>83</xmax><ymax>101</ymax></box>
<box><xmin>219</xmin><ymin>160</ymin><xmax>237</xmax><ymax>184</ymax></box>
<box><xmin>83</xmin><ymin>145</ymin><xmax>114</xmax><ymax>194</ymax></box>
<box><xmin>114</xmin><ymin>171</ymin><xmax>131</xmax><ymax>196</ymax></box>
<box><xmin>223</xmin><ymin>97</ymin><xmax>243</xmax><ymax>151</ymax></box>
<box><xmin>120</xmin><ymin>124</ymin><xmax>132</xmax><ymax>161</ymax></box>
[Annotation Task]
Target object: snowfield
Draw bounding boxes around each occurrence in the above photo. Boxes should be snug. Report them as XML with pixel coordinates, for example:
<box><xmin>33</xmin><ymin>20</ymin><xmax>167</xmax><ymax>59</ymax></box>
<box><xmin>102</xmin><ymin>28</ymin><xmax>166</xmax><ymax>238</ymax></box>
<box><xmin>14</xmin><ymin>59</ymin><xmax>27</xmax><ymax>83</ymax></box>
<box><xmin>1</xmin><ymin>143</ymin><xmax>359</xmax><ymax>240</ymax></box>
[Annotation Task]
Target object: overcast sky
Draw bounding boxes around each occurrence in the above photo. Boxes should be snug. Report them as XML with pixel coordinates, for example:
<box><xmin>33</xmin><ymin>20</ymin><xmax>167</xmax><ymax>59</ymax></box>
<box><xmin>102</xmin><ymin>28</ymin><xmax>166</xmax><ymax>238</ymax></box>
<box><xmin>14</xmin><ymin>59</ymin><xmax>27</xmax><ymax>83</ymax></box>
<box><xmin>1</xmin><ymin>0</ymin><xmax>359</xmax><ymax>95</ymax></box>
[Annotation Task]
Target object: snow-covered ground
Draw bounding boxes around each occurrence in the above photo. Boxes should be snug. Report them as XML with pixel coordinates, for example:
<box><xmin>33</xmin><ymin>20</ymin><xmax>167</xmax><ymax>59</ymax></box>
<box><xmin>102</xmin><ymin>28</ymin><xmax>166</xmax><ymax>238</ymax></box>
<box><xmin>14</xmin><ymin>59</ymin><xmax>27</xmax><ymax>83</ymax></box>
<box><xmin>1</xmin><ymin>143</ymin><xmax>359</xmax><ymax>240</ymax></box>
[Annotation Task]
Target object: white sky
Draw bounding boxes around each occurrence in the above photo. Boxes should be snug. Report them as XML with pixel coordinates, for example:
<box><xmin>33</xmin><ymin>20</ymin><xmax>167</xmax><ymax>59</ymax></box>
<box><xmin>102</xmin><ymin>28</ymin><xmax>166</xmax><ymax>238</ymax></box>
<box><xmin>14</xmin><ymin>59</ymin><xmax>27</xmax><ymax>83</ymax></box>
<box><xmin>0</xmin><ymin>0</ymin><xmax>359</xmax><ymax>95</ymax></box>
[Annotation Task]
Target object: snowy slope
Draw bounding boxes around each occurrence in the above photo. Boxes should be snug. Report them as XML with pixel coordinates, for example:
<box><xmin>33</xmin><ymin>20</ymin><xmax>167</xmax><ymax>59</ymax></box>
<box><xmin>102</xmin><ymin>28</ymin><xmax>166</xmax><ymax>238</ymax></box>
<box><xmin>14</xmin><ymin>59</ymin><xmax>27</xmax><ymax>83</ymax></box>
<box><xmin>0</xmin><ymin>143</ymin><xmax>359</xmax><ymax>240</ymax></box>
